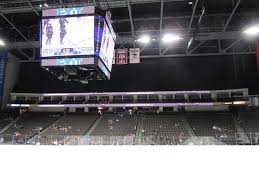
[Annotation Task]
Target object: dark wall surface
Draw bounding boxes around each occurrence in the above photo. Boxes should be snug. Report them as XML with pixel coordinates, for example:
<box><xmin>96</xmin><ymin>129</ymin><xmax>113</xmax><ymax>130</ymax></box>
<box><xmin>13</xmin><ymin>54</ymin><xmax>259</xmax><ymax>94</ymax></box>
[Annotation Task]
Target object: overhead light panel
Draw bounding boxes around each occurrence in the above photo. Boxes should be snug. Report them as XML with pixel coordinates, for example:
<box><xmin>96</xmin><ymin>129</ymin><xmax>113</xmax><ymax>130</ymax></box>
<box><xmin>243</xmin><ymin>25</ymin><xmax>259</xmax><ymax>36</ymax></box>
<box><xmin>137</xmin><ymin>35</ymin><xmax>151</xmax><ymax>44</ymax></box>
<box><xmin>40</xmin><ymin>3</ymin><xmax>49</xmax><ymax>8</ymax></box>
<box><xmin>162</xmin><ymin>33</ymin><xmax>182</xmax><ymax>43</ymax></box>
<box><xmin>0</xmin><ymin>39</ymin><xmax>5</xmax><ymax>46</ymax></box>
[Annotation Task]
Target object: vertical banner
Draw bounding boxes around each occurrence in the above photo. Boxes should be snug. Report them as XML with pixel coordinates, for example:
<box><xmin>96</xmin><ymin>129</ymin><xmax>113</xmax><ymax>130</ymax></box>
<box><xmin>94</xmin><ymin>15</ymin><xmax>105</xmax><ymax>56</ymax></box>
<box><xmin>129</xmin><ymin>48</ymin><xmax>140</xmax><ymax>64</ymax></box>
<box><xmin>116</xmin><ymin>49</ymin><xmax>128</xmax><ymax>64</ymax></box>
<box><xmin>256</xmin><ymin>43</ymin><xmax>259</xmax><ymax>67</ymax></box>
<box><xmin>0</xmin><ymin>48</ymin><xmax>8</xmax><ymax>101</ymax></box>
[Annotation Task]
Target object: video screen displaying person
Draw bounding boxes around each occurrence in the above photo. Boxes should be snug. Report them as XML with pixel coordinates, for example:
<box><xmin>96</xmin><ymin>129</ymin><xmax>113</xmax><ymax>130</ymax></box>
<box><xmin>59</xmin><ymin>18</ymin><xmax>69</xmax><ymax>45</ymax></box>
<box><xmin>45</xmin><ymin>23</ymin><xmax>53</xmax><ymax>45</ymax></box>
<box><xmin>41</xmin><ymin>16</ymin><xmax>95</xmax><ymax>57</ymax></box>
<box><xmin>99</xmin><ymin>22</ymin><xmax>115</xmax><ymax>72</ymax></box>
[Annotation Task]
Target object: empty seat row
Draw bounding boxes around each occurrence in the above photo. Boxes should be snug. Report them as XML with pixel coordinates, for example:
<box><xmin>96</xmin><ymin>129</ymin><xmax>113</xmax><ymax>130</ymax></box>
<box><xmin>239</xmin><ymin>112</ymin><xmax>259</xmax><ymax>134</ymax></box>
<box><xmin>186</xmin><ymin>113</ymin><xmax>237</xmax><ymax>141</ymax></box>
<box><xmin>138</xmin><ymin>115</ymin><xmax>192</xmax><ymax>145</ymax></box>
<box><xmin>90</xmin><ymin>114</ymin><xmax>138</xmax><ymax>136</ymax></box>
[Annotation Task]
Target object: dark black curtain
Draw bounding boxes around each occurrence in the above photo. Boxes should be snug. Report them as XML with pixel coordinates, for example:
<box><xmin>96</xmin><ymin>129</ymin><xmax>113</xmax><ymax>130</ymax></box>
<box><xmin>14</xmin><ymin>54</ymin><xmax>259</xmax><ymax>94</ymax></box>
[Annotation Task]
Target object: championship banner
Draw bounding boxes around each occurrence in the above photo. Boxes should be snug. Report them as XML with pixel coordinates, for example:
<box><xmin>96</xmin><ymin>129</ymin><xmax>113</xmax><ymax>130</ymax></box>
<box><xmin>116</xmin><ymin>49</ymin><xmax>128</xmax><ymax>64</ymax></box>
<box><xmin>129</xmin><ymin>48</ymin><xmax>140</xmax><ymax>64</ymax></box>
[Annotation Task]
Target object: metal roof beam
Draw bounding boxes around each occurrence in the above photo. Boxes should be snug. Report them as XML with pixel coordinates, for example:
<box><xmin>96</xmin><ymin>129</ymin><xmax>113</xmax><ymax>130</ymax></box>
<box><xmin>0</xmin><ymin>11</ymin><xmax>29</xmax><ymax>41</ymax></box>
<box><xmin>18</xmin><ymin>51</ymin><xmax>256</xmax><ymax>62</ymax></box>
<box><xmin>18</xmin><ymin>49</ymin><xmax>31</xmax><ymax>59</ymax></box>
<box><xmin>141</xmin><ymin>51</ymin><xmax>255</xmax><ymax>58</ymax></box>
<box><xmin>59</xmin><ymin>0</ymin><xmax>66</xmax><ymax>8</ymax></box>
<box><xmin>186</xmin><ymin>0</ymin><xmax>199</xmax><ymax>37</ymax></box>
<box><xmin>188</xmin><ymin>40</ymin><xmax>206</xmax><ymax>54</ymax></box>
<box><xmin>7</xmin><ymin>31</ymin><xmax>243</xmax><ymax>49</ymax></box>
<box><xmin>224</xmin><ymin>39</ymin><xmax>242</xmax><ymax>51</ymax></box>
<box><xmin>223</xmin><ymin>0</ymin><xmax>241</xmax><ymax>32</ymax></box>
<box><xmin>126</xmin><ymin>0</ymin><xmax>135</xmax><ymax>39</ymax></box>
<box><xmin>105</xmin><ymin>0</ymin><xmax>111</xmax><ymax>9</ymax></box>
<box><xmin>159</xmin><ymin>0</ymin><xmax>164</xmax><ymax>54</ymax></box>
<box><xmin>114</xmin><ymin>11</ymin><xmax>259</xmax><ymax>23</ymax></box>
<box><xmin>186</xmin><ymin>0</ymin><xmax>199</xmax><ymax>50</ymax></box>
<box><xmin>0</xmin><ymin>0</ymin><xmax>185</xmax><ymax>13</ymax></box>
<box><xmin>24</xmin><ymin>0</ymin><xmax>39</xmax><ymax>16</ymax></box>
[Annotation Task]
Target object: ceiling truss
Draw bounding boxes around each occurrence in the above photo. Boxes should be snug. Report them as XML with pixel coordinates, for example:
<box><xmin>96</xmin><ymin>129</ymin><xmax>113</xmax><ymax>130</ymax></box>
<box><xmin>0</xmin><ymin>0</ymin><xmax>258</xmax><ymax>61</ymax></box>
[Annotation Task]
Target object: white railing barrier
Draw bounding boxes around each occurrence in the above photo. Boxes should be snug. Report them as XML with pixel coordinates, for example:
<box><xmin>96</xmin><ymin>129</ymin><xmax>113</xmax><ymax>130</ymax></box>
<box><xmin>1</xmin><ymin>132</ymin><xmax>259</xmax><ymax>145</ymax></box>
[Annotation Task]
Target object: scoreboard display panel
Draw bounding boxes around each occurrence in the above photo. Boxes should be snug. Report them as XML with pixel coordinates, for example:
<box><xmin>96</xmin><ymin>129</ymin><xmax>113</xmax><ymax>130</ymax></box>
<box><xmin>99</xmin><ymin>21</ymin><xmax>115</xmax><ymax>72</ymax></box>
<box><xmin>40</xmin><ymin>6</ymin><xmax>116</xmax><ymax>81</ymax></box>
<box><xmin>41</xmin><ymin>16</ymin><xmax>95</xmax><ymax>58</ymax></box>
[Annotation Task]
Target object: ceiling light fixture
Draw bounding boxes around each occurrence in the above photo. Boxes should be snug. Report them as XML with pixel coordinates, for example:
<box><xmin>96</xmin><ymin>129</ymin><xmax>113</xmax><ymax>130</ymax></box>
<box><xmin>0</xmin><ymin>39</ymin><xmax>5</xmax><ymax>46</ymax></box>
<box><xmin>162</xmin><ymin>33</ymin><xmax>182</xmax><ymax>43</ymax></box>
<box><xmin>137</xmin><ymin>35</ymin><xmax>151</xmax><ymax>44</ymax></box>
<box><xmin>243</xmin><ymin>25</ymin><xmax>259</xmax><ymax>36</ymax></box>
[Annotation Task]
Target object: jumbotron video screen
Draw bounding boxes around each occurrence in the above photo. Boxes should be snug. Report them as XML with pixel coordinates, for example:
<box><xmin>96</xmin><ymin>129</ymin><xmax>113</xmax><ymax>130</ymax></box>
<box><xmin>41</xmin><ymin>16</ymin><xmax>95</xmax><ymax>58</ymax></box>
<box><xmin>40</xmin><ymin>6</ymin><xmax>116</xmax><ymax>81</ymax></box>
<box><xmin>99</xmin><ymin>21</ymin><xmax>115</xmax><ymax>72</ymax></box>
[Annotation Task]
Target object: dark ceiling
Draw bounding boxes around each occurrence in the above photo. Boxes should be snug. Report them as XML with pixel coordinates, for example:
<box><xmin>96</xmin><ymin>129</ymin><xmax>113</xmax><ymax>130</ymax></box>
<box><xmin>0</xmin><ymin>0</ymin><xmax>259</xmax><ymax>60</ymax></box>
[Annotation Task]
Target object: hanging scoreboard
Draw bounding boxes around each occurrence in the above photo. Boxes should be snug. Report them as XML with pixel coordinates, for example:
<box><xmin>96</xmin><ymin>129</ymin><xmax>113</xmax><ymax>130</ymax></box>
<box><xmin>40</xmin><ymin>6</ymin><xmax>116</xmax><ymax>80</ymax></box>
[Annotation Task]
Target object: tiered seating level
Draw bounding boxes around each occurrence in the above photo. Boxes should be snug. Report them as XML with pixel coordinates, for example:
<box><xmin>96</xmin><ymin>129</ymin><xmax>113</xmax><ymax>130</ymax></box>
<box><xmin>240</xmin><ymin>112</ymin><xmax>259</xmax><ymax>134</ymax></box>
<box><xmin>0</xmin><ymin>113</ymin><xmax>18</xmax><ymax>130</ymax></box>
<box><xmin>41</xmin><ymin>114</ymin><xmax>97</xmax><ymax>136</ymax></box>
<box><xmin>89</xmin><ymin>114</ymin><xmax>138</xmax><ymax>136</ymax></box>
<box><xmin>2</xmin><ymin>111</ymin><xmax>258</xmax><ymax>145</ymax></box>
<box><xmin>1</xmin><ymin>113</ymin><xmax>60</xmax><ymax>141</ymax></box>
<box><xmin>138</xmin><ymin>115</ymin><xmax>192</xmax><ymax>145</ymax></box>
<box><xmin>38</xmin><ymin>114</ymin><xmax>97</xmax><ymax>145</ymax></box>
<box><xmin>186</xmin><ymin>113</ymin><xmax>237</xmax><ymax>140</ymax></box>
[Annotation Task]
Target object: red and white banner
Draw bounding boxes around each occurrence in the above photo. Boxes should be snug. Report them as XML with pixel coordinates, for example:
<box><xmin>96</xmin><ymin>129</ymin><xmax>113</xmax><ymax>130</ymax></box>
<box><xmin>116</xmin><ymin>49</ymin><xmax>128</xmax><ymax>64</ymax></box>
<box><xmin>129</xmin><ymin>48</ymin><xmax>140</xmax><ymax>64</ymax></box>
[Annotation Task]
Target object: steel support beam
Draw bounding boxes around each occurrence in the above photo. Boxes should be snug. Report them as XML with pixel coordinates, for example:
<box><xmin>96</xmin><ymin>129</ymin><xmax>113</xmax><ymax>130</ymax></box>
<box><xmin>161</xmin><ymin>48</ymin><xmax>169</xmax><ymax>55</ymax></box>
<box><xmin>19</xmin><ymin>51</ymin><xmax>256</xmax><ymax>62</ymax></box>
<box><xmin>224</xmin><ymin>39</ymin><xmax>242</xmax><ymax>51</ymax></box>
<box><xmin>141</xmin><ymin>51</ymin><xmax>256</xmax><ymax>58</ymax></box>
<box><xmin>25</xmin><ymin>0</ymin><xmax>39</xmax><ymax>16</ymax></box>
<box><xmin>59</xmin><ymin>0</ymin><xmax>66</xmax><ymax>8</ymax></box>
<box><xmin>223</xmin><ymin>0</ymin><xmax>241</xmax><ymax>32</ymax></box>
<box><xmin>92</xmin><ymin>0</ymin><xmax>97</xmax><ymax>7</ymax></box>
<box><xmin>117</xmin><ymin>30</ymin><xmax>242</xmax><ymax>45</ymax></box>
<box><xmin>186</xmin><ymin>0</ymin><xmax>199</xmax><ymax>37</ymax></box>
<box><xmin>218</xmin><ymin>40</ymin><xmax>222</xmax><ymax>52</ymax></box>
<box><xmin>0</xmin><ymin>0</ymin><xmax>186</xmax><ymax>14</ymax></box>
<box><xmin>0</xmin><ymin>11</ymin><xmax>29</xmax><ymax>41</ymax></box>
<box><xmin>126</xmin><ymin>0</ymin><xmax>135</xmax><ymax>39</ymax></box>
<box><xmin>159</xmin><ymin>0</ymin><xmax>164</xmax><ymax>54</ymax></box>
<box><xmin>0</xmin><ymin>10</ymin><xmax>37</xmax><ymax>48</ymax></box>
<box><xmin>18</xmin><ymin>49</ymin><xmax>31</xmax><ymax>59</ymax></box>
<box><xmin>105</xmin><ymin>0</ymin><xmax>111</xmax><ymax>9</ymax></box>
<box><xmin>186</xmin><ymin>0</ymin><xmax>199</xmax><ymax>50</ymax></box>
<box><xmin>7</xmin><ymin>31</ymin><xmax>243</xmax><ymax>49</ymax></box>
<box><xmin>188</xmin><ymin>40</ymin><xmax>206</xmax><ymax>54</ymax></box>
<box><xmin>114</xmin><ymin>11</ymin><xmax>259</xmax><ymax>24</ymax></box>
